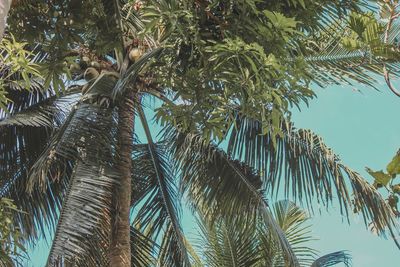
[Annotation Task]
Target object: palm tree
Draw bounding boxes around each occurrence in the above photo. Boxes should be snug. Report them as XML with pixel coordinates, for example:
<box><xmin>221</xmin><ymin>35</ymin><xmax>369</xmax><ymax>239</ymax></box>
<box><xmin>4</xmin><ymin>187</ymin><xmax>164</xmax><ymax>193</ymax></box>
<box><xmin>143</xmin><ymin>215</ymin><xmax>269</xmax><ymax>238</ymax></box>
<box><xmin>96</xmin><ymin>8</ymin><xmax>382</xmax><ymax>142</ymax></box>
<box><xmin>1</xmin><ymin>1</ymin><xmax>400</xmax><ymax>266</ymax></box>
<box><xmin>195</xmin><ymin>200</ymin><xmax>351</xmax><ymax>267</ymax></box>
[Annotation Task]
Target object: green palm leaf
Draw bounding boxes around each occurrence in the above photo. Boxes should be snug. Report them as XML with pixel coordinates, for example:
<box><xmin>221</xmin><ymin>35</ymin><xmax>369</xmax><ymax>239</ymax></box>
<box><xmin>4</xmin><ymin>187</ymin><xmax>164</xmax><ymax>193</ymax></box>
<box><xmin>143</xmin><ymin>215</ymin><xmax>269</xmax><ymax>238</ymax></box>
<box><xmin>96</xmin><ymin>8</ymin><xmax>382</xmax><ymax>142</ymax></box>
<box><xmin>197</xmin><ymin>200</ymin><xmax>343</xmax><ymax>267</ymax></box>
<box><xmin>130</xmin><ymin>226</ymin><xmax>158</xmax><ymax>267</ymax></box>
<box><xmin>0</xmin><ymin>88</ymin><xmax>79</xmax><ymax>241</ymax></box>
<box><xmin>227</xmin><ymin>115</ymin><xmax>400</xmax><ymax>246</ymax></box>
<box><xmin>304</xmin><ymin>19</ymin><xmax>400</xmax><ymax>89</ymax></box>
<box><xmin>0</xmin><ymin>87</ymin><xmax>78</xmax><ymax>128</ymax></box>
<box><xmin>42</xmin><ymin>103</ymin><xmax>119</xmax><ymax>265</ymax></box>
<box><xmin>46</xmin><ymin>161</ymin><xmax>119</xmax><ymax>265</ymax></box>
<box><xmin>311</xmin><ymin>251</ymin><xmax>351</xmax><ymax>267</ymax></box>
<box><xmin>197</xmin><ymin>216</ymin><xmax>261</xmax><ymax>267</ymax></box>
<box><xmin>266</xmin><ymin>201</ymin><xmax>317</xmax><ymax>266</ymax></box>
<box><xmin>132</xmin><ymin>108</ymin><xmax>191</xmax><ymax>266</ymax></box>
<box><xmin>165</xmin><ymin>127</ymin><xmax>300</xmax><ymax>266</ymax></box>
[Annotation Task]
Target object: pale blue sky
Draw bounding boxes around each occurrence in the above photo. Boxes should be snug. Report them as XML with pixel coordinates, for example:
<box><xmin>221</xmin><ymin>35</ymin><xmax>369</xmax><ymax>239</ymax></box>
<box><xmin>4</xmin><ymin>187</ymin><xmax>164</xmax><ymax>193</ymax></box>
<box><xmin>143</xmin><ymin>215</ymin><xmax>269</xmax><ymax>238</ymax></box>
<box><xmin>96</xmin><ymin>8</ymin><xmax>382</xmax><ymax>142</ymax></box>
<box><xmin>26</xmin><ymin>80</ymin><xmax>400</xmax><ymax>266</ymax></box>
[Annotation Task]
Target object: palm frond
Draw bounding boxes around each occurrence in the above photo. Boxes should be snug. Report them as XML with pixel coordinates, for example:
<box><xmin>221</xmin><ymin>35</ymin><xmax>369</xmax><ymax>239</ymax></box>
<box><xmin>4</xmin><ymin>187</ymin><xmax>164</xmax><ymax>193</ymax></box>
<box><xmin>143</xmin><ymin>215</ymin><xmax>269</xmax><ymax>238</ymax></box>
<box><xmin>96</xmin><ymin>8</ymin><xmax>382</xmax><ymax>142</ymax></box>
<box><xmin>227</xmin><ymin>115</ymin><xmax>400</xmax><ymax>246</ymax></box>
<box><xmin>0</xmin><ymin>90</ymin><xmax>75</xmax><ymax>197</ymax></box>
<box><xmin>132</xmin><ymin>142</ymin><xmax>190</xmax><ymax>266</ymax></box>
<box><xmin>0</xmin><ymin>79</ymin><xmax>50</xmax><ymax>116</ymax></box>
<box><xmin>304</xmin><ymin>19</ymin><xmax>400</xmax><ymax>89</ymax></box>
<box><xmin>0</xmin><ymin>89</ymin><xmax>80</xmax><ymax>241</ymax></box>
<box><xmin>9</xmin><ymin>79</ymin><xmax>117</xmax><ymax>246</ymax></box>
<box><xmin>27</xmin><ymin>73</ymin><xmax>118</xmax><ymax>192</ymax></box>
<box><xmin>311</xmin><ymin>251</ymin><xmax>352</xmax><ymax>267</ymax></box>
<box><xmin>301</xmin><ymin>0</ymin><xmax>371</xmax><ymax>31</ymax></box>
<box><xmin>344</xmin><ymin>166</ymin><xmax>400</xmax><ymax>242</ymax></box>
<box><xmin>197</xmin><ymin>216</ymin><xmax>261</xmax><ymax>267</ymax></box>
<box><xmin>48</xmin><ymin>224</ymin><xmax>157</xmax><ymax>267</ymax></box>
<box><xmin>46</xmin><ymin>160</ymin><xmax>119</xmax><ymax>266</ymax></box>
<box><xmin>132</xmin><ymin>108</ymin><xmax>191</xmax><ymax>266</ymax></box>
<box><xmin>0</xmin><ymin>88</ymin><xmax>78</xmax><ymax>128</ymax></box>
<box><xmin>305</xmin><ymin>48</ymin><xmax>383</xmax><ymax>89</ymax></box>
<box><xmin>131</xmin><ymin>144</ymin><xmax>157</xmax><ymax>206</ymax></box>
<box><xmin>263</xmin><ymin>201</ymin><xmax>317</xmax><ymax>267</ymax></box>
<box><xmin>164</xmin><ymin>128</ymin><xmax>300</xmax><ymax>266</ymax></box>
<box><xmin>39</xmin><ymin>85</ymin><xmax>119</xmax><ymax>265</ymax></box>
<box><xmin>28</xmin><ymin>104</ymin><xmax>114</xmax><ymax>188</ymax></box>
<box><xmin>0</xmin><ymin>253</ymin><xmax>15</xmax><ymax>267</ymax></box>
<box><xmin>183</xmin><ymin>235</ymin><xmax>204</xmax><ymax>267</ymax></box>
<box><xmin>131</xmin><ymin>226</ymin><xmax>158</xmax><ymax>267</ymax></box>
<box><xmin>196</xmin><ymin>200</ymin><xmax>320</xmax><ymax>267</ymax></box>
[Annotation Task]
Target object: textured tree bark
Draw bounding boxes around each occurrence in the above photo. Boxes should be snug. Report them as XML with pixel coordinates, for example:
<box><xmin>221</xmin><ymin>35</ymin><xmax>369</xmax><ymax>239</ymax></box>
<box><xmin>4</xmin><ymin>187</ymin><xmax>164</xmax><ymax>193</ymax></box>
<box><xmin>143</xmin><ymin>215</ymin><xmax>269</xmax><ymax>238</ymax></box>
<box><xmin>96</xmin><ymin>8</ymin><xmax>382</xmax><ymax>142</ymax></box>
<box><xmin>109</xmin><ymin>89</ymin><xmax>136</xmax><ymax>267</ymax></box>
<box><xmin>0</xmin><ymin>0</ymin><xmax>12</xmax><ymax>40</ymax></box>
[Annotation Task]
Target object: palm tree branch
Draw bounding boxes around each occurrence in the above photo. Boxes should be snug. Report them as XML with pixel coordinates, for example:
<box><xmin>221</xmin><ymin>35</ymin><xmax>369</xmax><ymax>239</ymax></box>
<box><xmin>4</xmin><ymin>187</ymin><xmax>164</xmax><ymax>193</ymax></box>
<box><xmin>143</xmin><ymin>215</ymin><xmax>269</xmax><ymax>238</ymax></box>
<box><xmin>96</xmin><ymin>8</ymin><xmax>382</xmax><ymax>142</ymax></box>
<box><xmin>227</xmin><ymin>115</ymin><xmax>400</xmax><ymax>247</ymax></box>
<box><xmin>46</xmin><ymin>160</ymin><xmax>119</xmax><ymax>265</ymax></box>
<box><xmin>0</xmin><ymin>86</ymin><xmax>79</xmax><ymax>128</ymax></box>
<box><xmin>304</xmin><ymin>20</ymin><xmax>400</xmax><ymax>89</ymax></box>
<box><xmin>134</xmin><ymin>106</ymin><xmax>191</xmax><ymax>266</ymax></box>
<box><xmin>311</xmin><ymin>250</ymin><xmax>352</xmax><ymax>267</ymax></box>
<box><xmin>0</xmin><ymin>89</ymin><xmax>80</xmax><ymax>241</ymax></box>
<box><xmin>269</xmin><ymin>201</ymin><xmax>318</xmax><ymax>266</ymax></box>
<box><xmin>164</xmin><ymin>127</ymin><xmax>300</xmax><ymax>266</ymax></box>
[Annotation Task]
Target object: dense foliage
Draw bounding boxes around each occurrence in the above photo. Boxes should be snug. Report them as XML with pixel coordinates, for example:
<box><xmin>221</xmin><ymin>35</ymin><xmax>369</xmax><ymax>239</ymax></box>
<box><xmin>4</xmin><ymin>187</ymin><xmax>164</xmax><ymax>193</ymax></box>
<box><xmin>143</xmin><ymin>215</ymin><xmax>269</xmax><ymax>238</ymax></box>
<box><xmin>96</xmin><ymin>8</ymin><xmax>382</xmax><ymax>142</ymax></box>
<box><xmin>0</xmin><ymin>198</ymin><xmax>24</xmax><ymax>266</ymax></box>
<box><xmin>0</xmin><ymin>35</ymin><xmax>41</xmax><ymax>110</ymax></box>
<box><xmin>7</xmin><ymin>0</ymin><xmax>400</xmax><ymax>139</ymax></box>
<box><xmin>367</xmin><ymin>150</ymin><xmax>400</xmax><ymax>219</ymax></box>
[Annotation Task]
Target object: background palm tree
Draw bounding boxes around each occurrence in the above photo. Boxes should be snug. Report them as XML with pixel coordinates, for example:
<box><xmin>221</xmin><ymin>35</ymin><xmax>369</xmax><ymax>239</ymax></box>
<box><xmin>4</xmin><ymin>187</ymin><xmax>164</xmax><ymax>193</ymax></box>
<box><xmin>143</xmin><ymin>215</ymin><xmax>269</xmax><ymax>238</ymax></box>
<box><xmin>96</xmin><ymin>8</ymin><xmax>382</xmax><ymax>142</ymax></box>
<box><xmin>195</xmin><ymin>200</ymin><xmax>351</xmax><ymax>267</ymax></box>
<box><xmin>1</xmin><ymin>0</ymin><xmax>400</xmax><ymax>266</ymax></box>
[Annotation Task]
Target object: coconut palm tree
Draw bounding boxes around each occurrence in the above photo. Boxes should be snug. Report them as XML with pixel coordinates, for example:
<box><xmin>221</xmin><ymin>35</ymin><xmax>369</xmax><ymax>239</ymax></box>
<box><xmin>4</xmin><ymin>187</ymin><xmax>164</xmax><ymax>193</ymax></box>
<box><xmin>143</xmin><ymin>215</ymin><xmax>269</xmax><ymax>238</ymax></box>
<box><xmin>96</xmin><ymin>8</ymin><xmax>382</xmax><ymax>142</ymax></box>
<box><xmin>195</xmin><ymin>200</ymin><xmax>351</xmax><ymax>267</ymax></box>
<box><xmin>1</xmin><ymin>1</ymin><xmax>400</xmax><ymax>266</ymax></box>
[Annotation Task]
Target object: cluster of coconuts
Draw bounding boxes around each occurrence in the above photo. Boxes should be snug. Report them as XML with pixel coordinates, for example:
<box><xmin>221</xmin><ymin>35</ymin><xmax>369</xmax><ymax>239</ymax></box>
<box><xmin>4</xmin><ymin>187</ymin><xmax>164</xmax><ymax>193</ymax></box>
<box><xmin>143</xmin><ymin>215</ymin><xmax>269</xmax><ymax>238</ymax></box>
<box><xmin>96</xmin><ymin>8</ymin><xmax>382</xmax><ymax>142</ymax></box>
<box><xmin>67</xmin><ymin>56</ymin><xmax>101</xmax><ymax>82</ymax></box>
<box><xmin>79</xmin><ymin>48</ymin><xmax>143</xmax><ymax>81</ymax></box>
<box><xmin>69</xmin><ymin>47</ymin><xmax>143</xmax><ymax>95</ymax></box>
<box><xmin>82</xmin><ymin>56</ymin><xmax>101</xmax><ymax>81</ymax></box>
<box><xmin>69</xmin><ymin>56</ymin><xmax>102</xmax><ymax>95</ymax></box>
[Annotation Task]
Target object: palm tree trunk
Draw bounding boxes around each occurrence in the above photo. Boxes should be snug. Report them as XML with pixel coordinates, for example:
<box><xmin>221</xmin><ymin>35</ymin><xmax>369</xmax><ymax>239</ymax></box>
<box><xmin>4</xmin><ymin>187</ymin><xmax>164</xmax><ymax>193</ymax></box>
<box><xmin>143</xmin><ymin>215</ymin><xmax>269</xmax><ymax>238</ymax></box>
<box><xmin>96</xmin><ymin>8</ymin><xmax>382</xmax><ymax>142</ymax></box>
<box><xmin>0</xmin><ymin>0</ymin><xmax>12</xmax><ymax>39</ymax></box>
<box><xmin>109</xmin><ymin>89</ymin><xmax>136</xmax><ymax>267</ymax></box>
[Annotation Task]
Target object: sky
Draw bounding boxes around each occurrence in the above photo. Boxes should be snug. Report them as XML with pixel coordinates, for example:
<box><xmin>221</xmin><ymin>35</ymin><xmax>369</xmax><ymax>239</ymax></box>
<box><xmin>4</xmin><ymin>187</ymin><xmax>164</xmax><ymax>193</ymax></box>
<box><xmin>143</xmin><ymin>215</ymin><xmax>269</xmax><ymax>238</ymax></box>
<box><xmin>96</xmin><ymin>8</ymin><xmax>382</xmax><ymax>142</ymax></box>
<box><xmin>25</xmin><ymin>80</ymin><xmax>400</xmax><ymax>266</ymax></box>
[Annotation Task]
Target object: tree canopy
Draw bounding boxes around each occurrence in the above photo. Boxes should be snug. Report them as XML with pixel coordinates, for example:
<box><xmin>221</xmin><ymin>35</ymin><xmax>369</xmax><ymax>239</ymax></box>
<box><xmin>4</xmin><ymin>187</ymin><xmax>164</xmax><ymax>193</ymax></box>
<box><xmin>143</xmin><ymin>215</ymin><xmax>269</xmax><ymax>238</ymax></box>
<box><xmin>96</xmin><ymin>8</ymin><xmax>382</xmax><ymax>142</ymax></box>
<box><xmin>1</xmin><ymin>0</ymin><xmax>400</xmax><ymax>266</ymax></box>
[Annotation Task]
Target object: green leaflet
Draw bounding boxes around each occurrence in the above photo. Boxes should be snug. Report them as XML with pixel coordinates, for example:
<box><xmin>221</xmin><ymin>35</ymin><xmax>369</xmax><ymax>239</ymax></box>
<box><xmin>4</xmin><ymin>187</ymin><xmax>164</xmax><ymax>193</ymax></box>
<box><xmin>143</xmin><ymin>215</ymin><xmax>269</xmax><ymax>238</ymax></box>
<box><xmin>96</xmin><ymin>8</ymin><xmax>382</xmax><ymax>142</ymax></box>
<box><xmin>0</xmin><ymin>34</ymin><xmax>43</xmax><ymax>111</ymax></box>
<box><xmin>366</xmin><ymin>167</ymin><xmax>392</xmax><ymax>187</ymax></box>
<box><xmin>387</xmin><ymin>153</ymin><xmax>400</xmax><ymax>176</ymax></box>
<box><xmin>263</xmin><ymin>10</ymin><xmax>300</xmax><ymax>41</ymax></box>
